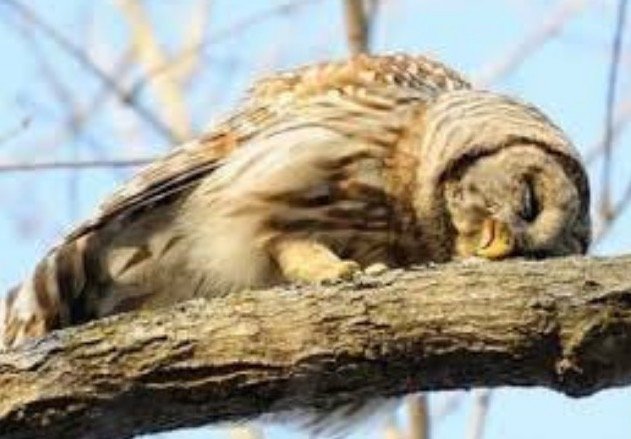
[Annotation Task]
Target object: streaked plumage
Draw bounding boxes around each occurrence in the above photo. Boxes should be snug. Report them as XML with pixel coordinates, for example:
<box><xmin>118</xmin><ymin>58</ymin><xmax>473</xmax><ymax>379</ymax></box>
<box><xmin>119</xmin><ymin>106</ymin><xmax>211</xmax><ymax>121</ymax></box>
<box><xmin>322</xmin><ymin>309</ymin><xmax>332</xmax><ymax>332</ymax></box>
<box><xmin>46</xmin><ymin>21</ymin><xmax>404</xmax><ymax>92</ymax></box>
<box><xmin>1</xmin><ymin>53</ymin><xmax>590</xmax><ymax>362</ymax></box>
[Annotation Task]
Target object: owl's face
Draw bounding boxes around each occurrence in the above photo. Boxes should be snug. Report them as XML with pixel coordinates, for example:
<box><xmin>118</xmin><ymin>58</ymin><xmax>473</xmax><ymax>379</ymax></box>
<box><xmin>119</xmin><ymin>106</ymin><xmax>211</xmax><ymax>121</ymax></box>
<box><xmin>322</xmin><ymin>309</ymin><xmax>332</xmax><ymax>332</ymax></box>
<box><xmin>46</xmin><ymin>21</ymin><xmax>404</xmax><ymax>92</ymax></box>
<box><xmin>443</xmin><ymin>144</ymin><xmax>590</xmax><ymax>260</ymax></box>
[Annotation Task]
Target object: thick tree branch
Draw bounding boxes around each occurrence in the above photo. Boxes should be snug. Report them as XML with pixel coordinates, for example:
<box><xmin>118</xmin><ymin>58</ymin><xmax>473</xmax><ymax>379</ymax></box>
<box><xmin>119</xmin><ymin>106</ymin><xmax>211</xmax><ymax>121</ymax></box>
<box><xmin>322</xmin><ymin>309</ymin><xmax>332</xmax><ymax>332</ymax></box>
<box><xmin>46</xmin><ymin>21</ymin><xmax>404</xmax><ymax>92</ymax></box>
<box><xmin>2</xmin><ymin>255</ymin><xmax>631</xmax><ymax>439</ymax></box>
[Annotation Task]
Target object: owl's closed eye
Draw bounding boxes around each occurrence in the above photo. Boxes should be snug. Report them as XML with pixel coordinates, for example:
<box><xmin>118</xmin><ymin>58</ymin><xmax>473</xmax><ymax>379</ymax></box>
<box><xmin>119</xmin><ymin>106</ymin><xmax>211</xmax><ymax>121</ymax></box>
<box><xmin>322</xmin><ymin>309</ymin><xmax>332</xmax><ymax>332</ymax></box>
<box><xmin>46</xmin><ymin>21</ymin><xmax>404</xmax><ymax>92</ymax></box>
<box><xmin>444</xmin><ymin>143</ymin><xmax>589</xmax><ymax>259</ymax></box>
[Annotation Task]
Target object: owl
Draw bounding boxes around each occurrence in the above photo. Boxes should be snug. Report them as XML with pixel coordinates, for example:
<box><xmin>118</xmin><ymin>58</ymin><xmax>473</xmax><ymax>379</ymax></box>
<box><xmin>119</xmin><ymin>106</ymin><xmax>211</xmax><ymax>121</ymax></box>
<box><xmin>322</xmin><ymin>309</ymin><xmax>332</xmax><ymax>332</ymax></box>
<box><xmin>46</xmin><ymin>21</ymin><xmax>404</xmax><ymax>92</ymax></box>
<box><xmin>0</xmin><ymin>53</ymin><xmax>590</xmax><ymax>352</ymax></box>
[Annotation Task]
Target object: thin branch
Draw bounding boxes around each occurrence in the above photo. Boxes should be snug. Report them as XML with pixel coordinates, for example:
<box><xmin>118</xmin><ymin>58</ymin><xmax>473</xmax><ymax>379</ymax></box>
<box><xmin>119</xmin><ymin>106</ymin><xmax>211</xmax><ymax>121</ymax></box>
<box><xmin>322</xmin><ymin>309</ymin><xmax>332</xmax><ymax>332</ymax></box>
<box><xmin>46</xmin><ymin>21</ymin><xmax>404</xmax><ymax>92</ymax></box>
<box><xmin>593</xmin><ymin>177</ymin><xmax>631</xmax><ymax>246</ymax></box>
<box><xmin>171</xmin><ymin>0</ymin><xmax>210</xmax><ymax>86</ymax></box>
<box><xmin>613</xmin><ymin>179</ymin><xmax>631</xmax><ymax>224</ymax></box>
<box><xmin>466</xmin><ymin>390</ymin><xmax>492</xmax><ymax>439</ymax></box>
<box><xmin>366</xmin><ymin>0</ymin><xmax>381</xmax><ymax>22</ymax></box>
<box><xmin>384</xmin><ymin>415</ymin><xmax>404</xmax><ymax>439</ymax></box>
<box><xmin>474</xmin><ymin>0</ymin><xmax>588</xmax><ymax>86</ymax></box>
<box><xmin>343</xmin><ymin>0</ymin><xmax>370</xmax><ymax>55</ymax></box>
<box><xmin>10</xmin><ymin>13</ymin><xmax>88</xmax><ymax>219</ymax></box>
<box><xmin>1</xmin><ymin>0</ymin><xmax>178</xmax><ymax>142</ymax></box>
<box><xmin>406</xmin><ymin>394</ymin><xmax>430</xmax><ymax>439</ymax></box>
<box><xmin>0</xmin><ymin>10</ymin><xmax>136</xmax><ymax>161</ymax></box>
<box><xmin>0</xmin><ymin>117</ymin><xmax>30</xmax><ymax>146</ymax></box>
<box><xmin>585</xmin><ymin>95</ymin><xmax>631</xmax><ymax>165</ymax></box>
<box><xmin>599</xmin><ymin>0</ymin><xmax>628</xmax><ymax>223</ymax></box>
<box><xmin>126</xmin><ymin>0</ymin><xmax>323</xmax><ymax>99</ymax></box>
<box><xmin>0</xmin><ymin>157</ymin><xmax>155</xmax><ymax>172</ymax></box>
<box><xmin>115</xmin><ymin>0</ymin><xmax>192</xmax><ymax>141</ymax></box>
<box><xmin>432</xmin><ymin>393</ymin><xmax>463</xmax><ymax>421</ymax></box>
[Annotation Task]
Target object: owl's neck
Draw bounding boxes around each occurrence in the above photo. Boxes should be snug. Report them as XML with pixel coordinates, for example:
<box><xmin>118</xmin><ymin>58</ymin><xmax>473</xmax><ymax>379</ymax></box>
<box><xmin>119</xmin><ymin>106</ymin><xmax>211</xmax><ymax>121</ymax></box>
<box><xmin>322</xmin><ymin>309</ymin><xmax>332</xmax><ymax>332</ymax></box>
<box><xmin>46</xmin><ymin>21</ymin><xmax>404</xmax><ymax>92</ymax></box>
<box><xmin>382</xmin><ymin>141</ymin><xmax>455</xmax><ymax>265</ymax></box>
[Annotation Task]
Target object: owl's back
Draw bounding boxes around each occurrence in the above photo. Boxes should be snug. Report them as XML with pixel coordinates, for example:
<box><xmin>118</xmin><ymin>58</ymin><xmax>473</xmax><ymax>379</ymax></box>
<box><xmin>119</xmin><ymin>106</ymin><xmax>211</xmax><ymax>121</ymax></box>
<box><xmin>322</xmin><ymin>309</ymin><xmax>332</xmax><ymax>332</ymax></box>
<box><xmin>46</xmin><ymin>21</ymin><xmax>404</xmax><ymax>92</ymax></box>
<box><xmin>0</xmin><ymin>54</ymin><xmax>472</xmax><ymax>349</ymax></box>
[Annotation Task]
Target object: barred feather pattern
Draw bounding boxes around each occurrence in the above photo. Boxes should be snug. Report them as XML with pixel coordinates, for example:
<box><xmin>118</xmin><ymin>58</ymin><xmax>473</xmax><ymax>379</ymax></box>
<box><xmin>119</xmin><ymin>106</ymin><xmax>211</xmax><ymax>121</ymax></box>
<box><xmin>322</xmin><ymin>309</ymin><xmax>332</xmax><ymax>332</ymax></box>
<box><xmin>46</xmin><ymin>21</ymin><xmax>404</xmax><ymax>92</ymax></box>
<box><xmin>0</xmin><ymin>53</ymin><xmax>590</xmax><ymax>435</ymax></box>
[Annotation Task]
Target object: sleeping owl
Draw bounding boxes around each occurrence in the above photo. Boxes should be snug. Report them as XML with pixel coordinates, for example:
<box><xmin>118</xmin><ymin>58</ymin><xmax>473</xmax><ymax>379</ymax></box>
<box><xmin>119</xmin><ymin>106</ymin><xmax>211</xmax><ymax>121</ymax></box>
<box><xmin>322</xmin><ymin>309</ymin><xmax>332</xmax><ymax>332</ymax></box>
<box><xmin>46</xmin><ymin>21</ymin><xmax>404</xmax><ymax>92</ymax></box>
<box><xmin>0</xmin><ymin>53</ymin><xmax>590</xmax><ymax>352</ymax></box>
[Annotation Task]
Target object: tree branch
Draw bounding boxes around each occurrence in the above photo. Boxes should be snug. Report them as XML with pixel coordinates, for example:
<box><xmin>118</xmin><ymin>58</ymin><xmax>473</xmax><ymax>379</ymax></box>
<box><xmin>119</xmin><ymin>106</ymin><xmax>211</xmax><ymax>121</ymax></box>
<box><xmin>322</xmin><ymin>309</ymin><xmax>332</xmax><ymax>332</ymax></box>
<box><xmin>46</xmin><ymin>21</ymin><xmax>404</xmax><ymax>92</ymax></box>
<box><xmin>343</xmin><ymin>0</ymin><xmax>370</xmax><ymax>55</ymax></box>
<box><xmin>2</xmin><ymin>255</ymin><xmax>631</xmax><ymax>439</ymax></box>
<box><xmin>473</xmin><ymin>0</ymin><xmax>588</xmax><ymax>86</ymax></box>
<box><xmin>115</xmin><ymin>0</ymin><xmax>193</xmax><ymax>141</ymax></box>
<box><xmin>599</xmin><ymin>0</ymin><xmax>628</xmax><ymax>223</ymax></box>
<box><xmin>0</xmin><ymin>157</ymin><xmax>155</xmax><ymax>172</ymax></box>
<box><xmin>2</xmin><ymin>0</ymin><xmax>179</xmax><ymax>142</ymax></box>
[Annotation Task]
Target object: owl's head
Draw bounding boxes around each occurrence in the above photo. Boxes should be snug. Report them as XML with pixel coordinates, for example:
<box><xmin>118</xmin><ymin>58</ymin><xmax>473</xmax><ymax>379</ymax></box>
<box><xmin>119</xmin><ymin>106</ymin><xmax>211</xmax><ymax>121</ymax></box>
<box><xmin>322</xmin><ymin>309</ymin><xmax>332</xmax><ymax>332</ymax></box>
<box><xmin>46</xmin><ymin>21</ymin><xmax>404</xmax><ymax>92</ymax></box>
<box><xmin>443</xmin><ymin>144</ymin><xmax>591</xmax><ymax>259</ymax></box>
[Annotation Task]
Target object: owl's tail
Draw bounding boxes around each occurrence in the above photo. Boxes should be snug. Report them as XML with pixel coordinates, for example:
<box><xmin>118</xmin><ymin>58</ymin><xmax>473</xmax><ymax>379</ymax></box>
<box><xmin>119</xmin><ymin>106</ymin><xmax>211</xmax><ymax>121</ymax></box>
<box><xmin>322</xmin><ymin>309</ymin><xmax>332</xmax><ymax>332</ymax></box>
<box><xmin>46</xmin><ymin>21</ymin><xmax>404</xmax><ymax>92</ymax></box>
<box><xmin>0</xmin><ymin>233</ymin><xmax>99</xmax><ymax>350</ymax></box>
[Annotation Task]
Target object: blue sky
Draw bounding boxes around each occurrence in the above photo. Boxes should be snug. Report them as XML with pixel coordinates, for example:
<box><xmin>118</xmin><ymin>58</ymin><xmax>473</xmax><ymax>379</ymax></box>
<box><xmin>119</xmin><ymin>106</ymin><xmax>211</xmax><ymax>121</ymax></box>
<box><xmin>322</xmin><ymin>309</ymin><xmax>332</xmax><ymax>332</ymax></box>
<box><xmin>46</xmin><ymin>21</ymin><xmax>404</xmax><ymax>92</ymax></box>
<box><xmin>0</xmin><ymin>1</ymin><xmax>630</xmax><ymax>438</ymax></box>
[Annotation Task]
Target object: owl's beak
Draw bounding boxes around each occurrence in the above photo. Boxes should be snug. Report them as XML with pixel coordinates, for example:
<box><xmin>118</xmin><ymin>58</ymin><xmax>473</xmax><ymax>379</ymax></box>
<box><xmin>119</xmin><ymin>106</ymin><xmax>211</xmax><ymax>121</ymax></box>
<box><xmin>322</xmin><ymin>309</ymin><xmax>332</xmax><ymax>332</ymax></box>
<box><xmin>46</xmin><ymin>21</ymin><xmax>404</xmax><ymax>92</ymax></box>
<box><xmin>476</xmin><ymin>218</ymin><xmax>515</xmax><ymax>259</ymax></box>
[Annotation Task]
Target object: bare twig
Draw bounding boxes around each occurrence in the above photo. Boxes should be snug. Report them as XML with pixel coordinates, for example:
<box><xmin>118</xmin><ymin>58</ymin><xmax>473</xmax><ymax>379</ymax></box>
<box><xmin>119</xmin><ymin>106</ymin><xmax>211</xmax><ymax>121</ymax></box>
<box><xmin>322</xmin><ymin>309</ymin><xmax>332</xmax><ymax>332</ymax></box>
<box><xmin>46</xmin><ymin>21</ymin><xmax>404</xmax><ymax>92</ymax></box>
<box><xmin>466</xmin><ymin>390</ymin><xmax>492</xmax><ymax>439</ymax></box>
<box><xmin>343</xmin><ymin>0</ymin><xmax>370</xmax><ymax>55</ymax></box>
<box><xmin>171</xmin><ymin>0</ymin><xmax>210</xmax><ymax>86</ymax></box>
<box><xmin>127</xmin><ymin>0</ymin><xmax>322</xmax><ymax>99</ymax></box>
<box><xmin>585</xmin><ymin>95</ymin><xmax>631</xmax><ymax>165</ymax></box>
<box><xmin>474</xmin><ymin>0</ymin><xmax>588</xmax><ymax>86</ymax></box>
<box><xmin>614</xmin><ymin>179</ymin><xmax>631</xmax><ymax>224</ymax></box>
<box><xmin>0</xmin><ymin>117</ymin><xmax>30</xmax><ymax>146</ymax></box>
<box><xmin>115</xmin><ymin>0</ymin><xmax>192</xmax><ymax>141</ymax></box>
<box><xmin>10</xmin><ymin>13</ymin><xmax>89</xmax><ymax>218</ymax></box>
<box><xmin>432</xmin><ymin>393</ymin><xmax>463</xmax><ymax>421</ymax></box>
<box><xmin>593</xmin><ymin>177</ymin><xmax>631</xmax><ymax>246</ymax></box>
<box><xmin>0</xmin><ymin>10</ymin><xmax>135</xmax><ymax>160</ymax></box>
<box><xmin>366</xmin><ymin>0</ymin><xmax>381</xmax><ymax>22</ymax></box>
<box><xmin>0</xmin><ymin>157</ymin><xmax>155</xmax><ymax>172</ymax></box>
<box><xmin>406</xmin><ymin>394</ymin><xmax>430</xmax><ymax>439</ymax></box>
<box><xmin>384</xmin><ymin>415</ymin><xmax>404</xmax><ymax>439</ymax></box>
<box><xmin>1</xmin><ymin>0</ymin><xmax>178</xmax><ymax>141</ymax></box>
<box><xmin>599</xmin><ymin>0</ymin><xmax>628</xmax><ymax>223</ymax></box>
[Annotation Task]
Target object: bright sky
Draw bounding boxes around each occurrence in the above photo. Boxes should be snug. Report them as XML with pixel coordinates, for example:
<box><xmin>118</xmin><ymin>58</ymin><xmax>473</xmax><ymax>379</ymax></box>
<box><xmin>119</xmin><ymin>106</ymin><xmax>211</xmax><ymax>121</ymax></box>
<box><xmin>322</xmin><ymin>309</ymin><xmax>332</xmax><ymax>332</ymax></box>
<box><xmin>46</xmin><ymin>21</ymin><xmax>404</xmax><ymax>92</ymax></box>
<box><xmin>0</xmin><ymin>1</ymin><xmax>630</xmax><ymax>439</ymax></box>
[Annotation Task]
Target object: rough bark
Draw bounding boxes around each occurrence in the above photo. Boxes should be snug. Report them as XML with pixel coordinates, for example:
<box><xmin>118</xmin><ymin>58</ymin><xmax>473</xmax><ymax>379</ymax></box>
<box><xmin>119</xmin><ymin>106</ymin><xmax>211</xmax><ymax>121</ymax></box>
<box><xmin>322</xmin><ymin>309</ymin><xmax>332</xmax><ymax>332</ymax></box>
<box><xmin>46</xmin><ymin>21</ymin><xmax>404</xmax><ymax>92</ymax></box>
<box><xmin>2</xmin><ymin>255</ymin><xmax>631</xmax><ymax>439</ymax></box>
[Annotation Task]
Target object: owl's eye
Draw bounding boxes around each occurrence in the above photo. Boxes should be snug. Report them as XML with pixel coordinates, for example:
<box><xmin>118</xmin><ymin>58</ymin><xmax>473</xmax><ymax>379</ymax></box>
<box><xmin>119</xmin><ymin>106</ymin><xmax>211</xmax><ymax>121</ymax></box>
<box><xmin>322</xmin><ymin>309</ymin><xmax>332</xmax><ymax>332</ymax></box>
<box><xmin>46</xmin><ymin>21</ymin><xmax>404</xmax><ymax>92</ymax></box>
<box><xmin>519</xmin><ymin>177</ymin><xmax>540</xmax><ymax>222</ymax></box>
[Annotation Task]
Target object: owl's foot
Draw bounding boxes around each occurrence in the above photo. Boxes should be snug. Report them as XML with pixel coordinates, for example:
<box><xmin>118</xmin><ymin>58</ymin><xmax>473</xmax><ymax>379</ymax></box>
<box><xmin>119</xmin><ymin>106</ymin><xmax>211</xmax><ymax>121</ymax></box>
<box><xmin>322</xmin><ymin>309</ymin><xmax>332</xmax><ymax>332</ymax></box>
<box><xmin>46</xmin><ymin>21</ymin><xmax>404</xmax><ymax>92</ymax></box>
<box><xmin>363</xmin><ymin>262</ymin><xmax>389</xmax><ymax>275</ymax></box>
<box><xmin>272</xmin><ymin>238</ymin><xmax>361</xmax><ymax>283</ymax></box>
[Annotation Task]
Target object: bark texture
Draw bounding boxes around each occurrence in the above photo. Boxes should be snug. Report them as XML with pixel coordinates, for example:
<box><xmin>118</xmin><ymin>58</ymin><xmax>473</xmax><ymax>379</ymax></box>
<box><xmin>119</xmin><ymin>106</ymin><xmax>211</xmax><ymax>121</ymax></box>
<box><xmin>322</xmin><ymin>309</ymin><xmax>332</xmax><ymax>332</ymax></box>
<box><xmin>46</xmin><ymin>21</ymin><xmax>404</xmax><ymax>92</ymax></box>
<box><xmin>2</xmin><ymin>255</ymin><xmax>631</xmax><ymax>439</ymax></box>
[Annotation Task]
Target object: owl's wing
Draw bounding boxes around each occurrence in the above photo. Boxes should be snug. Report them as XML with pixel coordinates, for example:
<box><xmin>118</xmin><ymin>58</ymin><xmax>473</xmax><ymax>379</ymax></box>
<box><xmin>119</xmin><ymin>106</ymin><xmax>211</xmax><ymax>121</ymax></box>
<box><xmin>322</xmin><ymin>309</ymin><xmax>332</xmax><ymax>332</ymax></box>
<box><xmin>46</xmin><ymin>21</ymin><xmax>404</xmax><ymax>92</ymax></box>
<box><xmin>65</xmin><ymin>101</ymin><xmax>281</xmax><ymax>240</ymax></box>
<box><xmin>68</xmin><ymin>54</ymin><xmax>470</xmax><ymax>241</ymax></box>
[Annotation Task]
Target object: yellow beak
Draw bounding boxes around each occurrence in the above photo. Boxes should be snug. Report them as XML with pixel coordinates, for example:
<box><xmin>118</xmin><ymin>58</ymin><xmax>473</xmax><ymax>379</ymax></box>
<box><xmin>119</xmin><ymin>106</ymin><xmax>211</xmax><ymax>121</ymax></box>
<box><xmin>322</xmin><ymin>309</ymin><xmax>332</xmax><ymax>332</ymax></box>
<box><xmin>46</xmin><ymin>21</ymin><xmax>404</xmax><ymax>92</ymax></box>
<box><xmin>476</xmin><ymin>218</ymin><xmax>515</xmax><ymax>259</ymax></box>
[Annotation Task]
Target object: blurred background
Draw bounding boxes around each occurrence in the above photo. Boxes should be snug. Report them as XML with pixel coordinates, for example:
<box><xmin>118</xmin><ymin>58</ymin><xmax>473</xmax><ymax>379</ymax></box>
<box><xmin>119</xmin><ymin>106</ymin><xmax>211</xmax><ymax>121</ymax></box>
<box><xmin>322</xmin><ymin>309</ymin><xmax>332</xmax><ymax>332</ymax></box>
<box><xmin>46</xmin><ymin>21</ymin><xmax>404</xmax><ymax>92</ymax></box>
<box><xmin>0</xmin><ymin>1</ymin><xmax>630</xmax><ymax>438</ymax></box>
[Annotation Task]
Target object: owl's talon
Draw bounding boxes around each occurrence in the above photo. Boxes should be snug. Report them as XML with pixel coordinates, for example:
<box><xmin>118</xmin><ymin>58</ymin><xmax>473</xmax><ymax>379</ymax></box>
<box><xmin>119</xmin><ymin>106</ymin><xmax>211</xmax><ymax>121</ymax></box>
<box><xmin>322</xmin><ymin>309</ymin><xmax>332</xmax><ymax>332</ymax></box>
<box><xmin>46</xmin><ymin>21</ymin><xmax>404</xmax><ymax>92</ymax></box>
<box><xmin>272</xmin><ymin>238</ymin><xmax>361</xmax><ymax>284</ymax></box>
<box><xmin>283</xmin><ymin>258</ymin><xmax>360</xmax><ymax>284</ymax></box>
<box><xmin>364</xmin><ymin>262</ymin><xmax>389</xmax><ymax>276</ymax></box>
<box><xmin>317</xmin><ymin>260</ymin><xmax>361</xmax><ymax>284</ymax></box>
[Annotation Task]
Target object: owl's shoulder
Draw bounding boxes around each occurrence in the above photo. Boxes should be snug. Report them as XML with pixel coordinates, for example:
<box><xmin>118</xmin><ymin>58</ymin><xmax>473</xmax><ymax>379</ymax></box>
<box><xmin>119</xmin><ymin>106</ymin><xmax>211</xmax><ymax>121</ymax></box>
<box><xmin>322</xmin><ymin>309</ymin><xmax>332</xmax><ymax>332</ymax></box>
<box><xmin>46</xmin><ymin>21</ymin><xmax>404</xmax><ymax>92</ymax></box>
<box><xmin>248</xmin><ymin>53</ymin><xmax>471</xmax><ymax>105</ymax></box>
